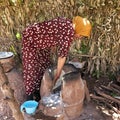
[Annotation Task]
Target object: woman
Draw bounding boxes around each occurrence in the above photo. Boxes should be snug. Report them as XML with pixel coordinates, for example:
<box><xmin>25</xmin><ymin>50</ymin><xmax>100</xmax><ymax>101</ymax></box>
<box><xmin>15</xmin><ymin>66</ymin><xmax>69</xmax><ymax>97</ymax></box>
<box><xmin>22</xmin><ymin>16</ymin><xmax>92</xmax><ymax>101</ymax></box>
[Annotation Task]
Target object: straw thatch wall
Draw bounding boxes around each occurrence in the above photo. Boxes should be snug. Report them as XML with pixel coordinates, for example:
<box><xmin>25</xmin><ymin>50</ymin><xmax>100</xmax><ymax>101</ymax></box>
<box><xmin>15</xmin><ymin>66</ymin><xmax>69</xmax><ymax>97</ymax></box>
<box><xmin>0</xmin><ymin>0</ymin><xmax>120</xmax><ymax>77</ymax></box>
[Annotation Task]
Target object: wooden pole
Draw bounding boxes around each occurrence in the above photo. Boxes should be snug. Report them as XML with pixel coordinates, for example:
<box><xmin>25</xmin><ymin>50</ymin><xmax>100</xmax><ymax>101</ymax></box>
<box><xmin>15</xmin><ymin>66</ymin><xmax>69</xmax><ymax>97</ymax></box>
<box><xmin>0</xmin><ymin>63</ymin><xmax>24</xmax><ymax>120</ymax></box>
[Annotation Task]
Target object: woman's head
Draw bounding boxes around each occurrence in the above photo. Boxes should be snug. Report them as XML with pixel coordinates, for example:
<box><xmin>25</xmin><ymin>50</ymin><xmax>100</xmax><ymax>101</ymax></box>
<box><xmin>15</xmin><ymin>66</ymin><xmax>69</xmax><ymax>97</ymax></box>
<box><xmin>73</xmin><ymin>16</ymin><xmax>92</xmax><ymax>38</ymax></box>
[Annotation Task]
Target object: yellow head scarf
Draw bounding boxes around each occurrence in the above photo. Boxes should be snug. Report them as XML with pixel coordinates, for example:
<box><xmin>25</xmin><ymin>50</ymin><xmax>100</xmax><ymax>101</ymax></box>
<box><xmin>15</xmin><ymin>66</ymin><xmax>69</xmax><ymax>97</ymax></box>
<box><xmin>73</xmin><ymin>16</ymin><xmax>92</xmax><ymax>37</ymax></box>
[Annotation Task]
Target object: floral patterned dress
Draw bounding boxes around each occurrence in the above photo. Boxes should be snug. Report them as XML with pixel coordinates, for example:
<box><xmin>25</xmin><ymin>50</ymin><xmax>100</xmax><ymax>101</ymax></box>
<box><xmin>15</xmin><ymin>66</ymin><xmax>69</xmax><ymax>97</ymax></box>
<box><xmin>22</xmin><ymin>17</ymin><xmax>75</xmax><ymax>95</ymax></box>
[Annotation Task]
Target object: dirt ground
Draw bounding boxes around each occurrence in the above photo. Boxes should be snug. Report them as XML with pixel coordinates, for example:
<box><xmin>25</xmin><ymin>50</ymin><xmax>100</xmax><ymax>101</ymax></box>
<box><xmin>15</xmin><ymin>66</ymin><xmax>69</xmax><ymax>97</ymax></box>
<box><xmin>34</xmin><ymin>101</ymin><xmax>113</xmax><ymax>120</ymax></box>
<box><xmin>0</xmin><ymin>68</ymin><xmax>118</xmax><ymax>120</ymax></box>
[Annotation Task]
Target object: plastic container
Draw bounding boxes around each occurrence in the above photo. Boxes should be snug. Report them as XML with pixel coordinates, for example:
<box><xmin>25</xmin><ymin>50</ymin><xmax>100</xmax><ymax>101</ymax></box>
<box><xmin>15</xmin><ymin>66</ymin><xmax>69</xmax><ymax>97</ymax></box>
<box><xmin>20</xmin><ymin>100</ymin><xmax>38</xmax><ymax>114</ymax></box>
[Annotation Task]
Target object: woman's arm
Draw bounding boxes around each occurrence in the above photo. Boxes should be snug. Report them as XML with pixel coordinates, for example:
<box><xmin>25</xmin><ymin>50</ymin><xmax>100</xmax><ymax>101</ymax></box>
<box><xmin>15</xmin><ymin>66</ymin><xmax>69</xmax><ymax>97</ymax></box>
<box><xmin>53</xmin><ymin>56</ymin><xmax>66</xmax><ymax>86</ymax></box>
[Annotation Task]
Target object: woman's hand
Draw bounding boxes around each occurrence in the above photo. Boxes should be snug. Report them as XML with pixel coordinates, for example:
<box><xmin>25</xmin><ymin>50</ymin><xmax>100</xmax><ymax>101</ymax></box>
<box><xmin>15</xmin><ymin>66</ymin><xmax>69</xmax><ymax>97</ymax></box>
<box><xmin>52</xmin><ymin>56</ymin><xmax>66</xmax><ymax>87</ymax></box>
<box><xmin>52</xmin><ymin>72</ymin><xmax>60</xmax><ymax>86</ymax></box>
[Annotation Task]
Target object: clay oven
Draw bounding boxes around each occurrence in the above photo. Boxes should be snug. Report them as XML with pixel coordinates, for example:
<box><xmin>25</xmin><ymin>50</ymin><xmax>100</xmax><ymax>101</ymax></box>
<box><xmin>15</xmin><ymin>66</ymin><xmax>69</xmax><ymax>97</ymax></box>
<box><xmin>39</xmin><ymin>63</ymin><xmax>90</xmax><ymax>120</ymax></box>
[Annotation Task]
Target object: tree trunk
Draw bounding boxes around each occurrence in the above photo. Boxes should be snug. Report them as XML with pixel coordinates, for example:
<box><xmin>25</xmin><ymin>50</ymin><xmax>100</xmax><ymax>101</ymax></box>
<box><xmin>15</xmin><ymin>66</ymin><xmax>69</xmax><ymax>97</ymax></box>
<box><xmin>0</xmin><ymin>63</ymin><xmax>24</xmax><ymax>120</ymax></box>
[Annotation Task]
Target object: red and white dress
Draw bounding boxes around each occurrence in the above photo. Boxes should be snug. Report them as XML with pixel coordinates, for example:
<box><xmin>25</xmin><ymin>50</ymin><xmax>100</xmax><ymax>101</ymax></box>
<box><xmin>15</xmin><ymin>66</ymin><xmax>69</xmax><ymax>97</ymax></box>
<box><xmin>22</xmin><ymin>17</ymin><xmax>75</xmax><ymax>95</ymax></box>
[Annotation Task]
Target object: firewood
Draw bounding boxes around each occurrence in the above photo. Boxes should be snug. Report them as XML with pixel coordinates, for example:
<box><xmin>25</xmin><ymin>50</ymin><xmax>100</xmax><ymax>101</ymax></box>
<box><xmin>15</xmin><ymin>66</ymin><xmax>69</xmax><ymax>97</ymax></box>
<box><xmin>117</xmin><ymin>75</ymin><xmax>120</xmax><ymax>83</ymax></box>
<box><xmin>91</xmin><ymin>94</ymin><xmax>105</xmax><ymax>101</ymax></box>
<box><xmin>101</xmin><ymin>85</ymin><xmax>112</xmax><ymax>92</ymax></box>
<box><xmin>91</xmin><ymin>94</ymin><xmax>113</xmax><ymax>106</ymax></box>
<box><xmin>101</xmin><ymin>85</ymin><xmax>120</xmax><ymax>96</ymax></box>
<box><xmin>105</xmin><ymin>102</ymin><xmax>120</xmax><ymax>114</ymax></box>
<box><xmin>91</xmin><ymin>94</ymin><xmax>120</xmax><ymax>113</ymax></box>
<box><xmin>94</xmin><ymin>87</ymin><xmax>120</xmax><ymax>105</ymax></box>
<box><xmin>109</xmin><ymin>86</ymin><xmax>120</xmax><ymax>96</ymax></box>
<box><xmin>110</xmin><ymin>83</ymin><xmax>120</xmax><ymax>91</ymax></box>
<box><xmin>0</xmin><ymin>63</ymin><xmax>24</xmax><ymax>120</ymax></box>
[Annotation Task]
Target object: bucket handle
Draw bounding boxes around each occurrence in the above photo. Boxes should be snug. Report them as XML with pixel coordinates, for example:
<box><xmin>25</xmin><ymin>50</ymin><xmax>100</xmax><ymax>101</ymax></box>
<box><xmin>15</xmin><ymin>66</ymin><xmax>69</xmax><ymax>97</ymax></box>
<box><xmin>20</xmin><ymin>104</ymin><xmax>26</xmax><ymax>113</ymax></box>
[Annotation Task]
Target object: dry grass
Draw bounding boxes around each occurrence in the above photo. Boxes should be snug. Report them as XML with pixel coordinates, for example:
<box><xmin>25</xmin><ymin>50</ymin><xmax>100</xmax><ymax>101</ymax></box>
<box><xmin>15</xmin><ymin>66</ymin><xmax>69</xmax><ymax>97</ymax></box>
<box><xmin>0</xmin><ymin>0</ymin><xmax>119</xmax><ymax>76</ymax></box>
